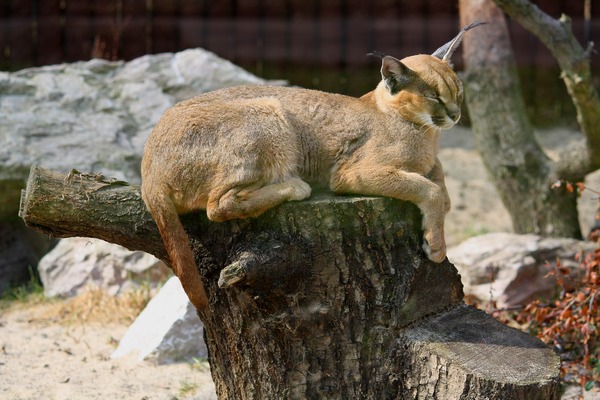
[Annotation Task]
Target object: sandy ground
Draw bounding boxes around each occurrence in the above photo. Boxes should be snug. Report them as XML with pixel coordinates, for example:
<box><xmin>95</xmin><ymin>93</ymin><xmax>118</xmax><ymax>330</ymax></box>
<box><xmin>0</xmin><ymin>309</ymin><xmax>216</xmax><ymax>400</ymax></box>
<box><xmin>1</xmin><ymin>126</ymin><xmax>598</xmax><ymax>399</ymax></box>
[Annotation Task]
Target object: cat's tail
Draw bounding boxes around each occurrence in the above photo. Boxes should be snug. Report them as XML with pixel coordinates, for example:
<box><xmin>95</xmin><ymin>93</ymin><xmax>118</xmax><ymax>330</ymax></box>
<box><xmin>141</xmin><ymin>186</ymin><xmax>209</xmax><ymax>310</ymax></box>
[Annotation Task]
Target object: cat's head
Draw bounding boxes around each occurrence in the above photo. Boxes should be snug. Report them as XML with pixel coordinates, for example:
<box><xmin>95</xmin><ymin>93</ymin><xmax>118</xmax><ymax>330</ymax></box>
<box><xmin>372</xmin><ymin>22</ymin><xmax>484</xmax><ymax>130</ymax></box>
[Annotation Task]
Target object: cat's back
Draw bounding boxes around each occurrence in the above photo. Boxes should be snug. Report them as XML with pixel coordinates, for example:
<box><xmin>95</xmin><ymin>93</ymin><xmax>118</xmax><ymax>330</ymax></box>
<box><xmin>174</xmin><ymin>84</ymin><xmax>363</xmax><ymax>112</ymax></box>
<box><xmin>153</xmin><ymin>84</ymin><xmax>374</xmax><ymax>145</ymax></box>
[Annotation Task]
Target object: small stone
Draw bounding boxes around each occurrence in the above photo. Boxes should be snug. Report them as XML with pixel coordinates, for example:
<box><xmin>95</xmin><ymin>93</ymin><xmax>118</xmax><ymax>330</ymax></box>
<box><xmin>38</xmin><ymin>237</ymin><xmax>169</xmax><ymax>298</ymax></box>
<box><xmin>447</xmin><ymin>232</ymin><xmax>594</xmax><ymax>307</ymax></box>
<box><xmin>111</xmin><ymin>276</ymin><xmax>207</xmax><ymax>364</ymax></box>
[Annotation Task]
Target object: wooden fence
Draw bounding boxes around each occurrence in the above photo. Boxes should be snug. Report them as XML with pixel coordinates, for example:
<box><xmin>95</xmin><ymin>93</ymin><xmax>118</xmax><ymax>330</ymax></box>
<box><xmin>1</xmin><ymin>0</ymin><xmax>598</xmax><ymax>124</ymax></box>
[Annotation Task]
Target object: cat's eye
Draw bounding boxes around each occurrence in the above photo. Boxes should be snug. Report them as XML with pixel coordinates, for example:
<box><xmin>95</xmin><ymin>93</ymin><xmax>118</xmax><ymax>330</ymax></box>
<box><xmin>424</xmin><ymin>92</ymin><xmax>441</xmax><ymax>103</ymax></box>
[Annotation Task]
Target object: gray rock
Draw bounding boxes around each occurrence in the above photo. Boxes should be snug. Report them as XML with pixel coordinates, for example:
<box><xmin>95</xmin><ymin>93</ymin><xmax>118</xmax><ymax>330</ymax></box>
<box><xmin>1</xmin><ymin>48</ymin><xmax>282</xmax><ymax>184</ymax></box>
<box><xmin>447</xmin><ymin>232</ymin><xmax>592</xmax><ymax>307</ymax></box>
<box><xmin>38</xmin><ymin>237</ymin><xmax>170</xmax><ymax>298</ymax></box>
<box><xmin>111</xmin><ymin>276</ymin><xmax>207</xmax><ymax>364</ymax></box>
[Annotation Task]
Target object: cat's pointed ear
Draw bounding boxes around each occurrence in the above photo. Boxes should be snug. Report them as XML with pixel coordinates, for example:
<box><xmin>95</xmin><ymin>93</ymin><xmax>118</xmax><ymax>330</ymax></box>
<box><xmin>379</xmin><ymin>55</ymin><xmax>414</xmax><ymax>95</ymax></box>
<box><xmin>432</xmin><ymin>21</ymin><xmax>487</xmax><ymax>63</ymax></box>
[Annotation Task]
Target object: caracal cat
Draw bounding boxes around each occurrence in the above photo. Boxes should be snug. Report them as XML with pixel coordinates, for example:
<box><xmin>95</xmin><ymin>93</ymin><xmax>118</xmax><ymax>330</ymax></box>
<box><xmin>141</xmin><ymin>22</ymin><xmax>484</xmax><ymax>310</ymax></box>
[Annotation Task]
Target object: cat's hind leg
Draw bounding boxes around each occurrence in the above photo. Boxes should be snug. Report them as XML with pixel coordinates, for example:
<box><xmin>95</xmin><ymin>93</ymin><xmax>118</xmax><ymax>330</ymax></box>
<box><xmin>206</xmin><ymin>177</ymin><xmax>311</xmax><ymax>222</ymax></box>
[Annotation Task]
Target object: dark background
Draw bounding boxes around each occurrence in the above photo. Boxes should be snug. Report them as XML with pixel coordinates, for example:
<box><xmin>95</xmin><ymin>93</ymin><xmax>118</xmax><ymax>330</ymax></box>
<box><xmin>1</xmin><ymin>0</ymin><xmax>598</xmax><ymax>126</ymax></box>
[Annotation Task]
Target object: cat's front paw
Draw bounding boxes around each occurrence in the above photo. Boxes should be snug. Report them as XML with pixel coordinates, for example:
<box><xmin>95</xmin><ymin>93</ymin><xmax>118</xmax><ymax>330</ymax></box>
<box><xmin>422</xmin><ymin>233</ymin><xmax>446</xmax><ymax>263</ymax></box>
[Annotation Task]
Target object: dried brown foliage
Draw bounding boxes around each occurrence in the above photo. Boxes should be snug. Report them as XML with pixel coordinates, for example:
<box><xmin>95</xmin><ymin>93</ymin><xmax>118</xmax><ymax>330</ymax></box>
<box><xmin>516</xmin><ymin>254</ymin><xmax>599</xmax><ymax>391</ymax></box>
<box><xmin>3</xmin><ymin>285</ymin><xmax>154</xmax><ymax>326</ymax></box>
<box><xmin>482</xmin><ymin>181</ymin><xmax>600</xmax><ymax>395</ymax></box>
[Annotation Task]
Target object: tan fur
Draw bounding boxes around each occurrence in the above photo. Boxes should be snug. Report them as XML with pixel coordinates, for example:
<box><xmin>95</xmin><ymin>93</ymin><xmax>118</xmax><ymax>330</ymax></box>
<box><xmin>142</xmin><ymin>27</ymin><xmax>477</xmax><ymax>310</ymax></box>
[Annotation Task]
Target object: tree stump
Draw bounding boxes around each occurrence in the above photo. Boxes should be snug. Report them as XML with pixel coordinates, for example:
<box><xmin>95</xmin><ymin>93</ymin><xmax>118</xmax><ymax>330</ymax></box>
<box><xmin>20</xmin><ymin>166</ymin><xmax>560</xmax><ymax>399</ymax></box>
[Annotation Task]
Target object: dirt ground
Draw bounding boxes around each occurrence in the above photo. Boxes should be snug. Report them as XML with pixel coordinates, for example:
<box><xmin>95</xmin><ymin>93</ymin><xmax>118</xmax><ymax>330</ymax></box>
<box><xmin>1</xmin><ymin>126</ymin><xmax>598</xmax><ymax>399</ymax></box>
<box><xmin>0</xmin><ymin>307</ymin><xmax>216</xmax><ymax>400</ymax></box>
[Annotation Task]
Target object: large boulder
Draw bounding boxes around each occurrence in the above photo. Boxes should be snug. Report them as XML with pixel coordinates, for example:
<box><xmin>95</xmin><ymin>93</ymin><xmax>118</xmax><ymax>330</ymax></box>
<box><xmin>111</xmin><ymin>276</ymin><xmax>207</xmax><ymax>364</ymax></box>
<box><xmin>1</xmin><ymin>48</ymin><xmax>282</xmax><ymax>184</ymax></box>
<box><xmin>447</xmin><ymin>232</ymin><xmax>593</xmax><ymax>307</ymax></box>
<box><xmin>38</xmin><ymin>237</ymin><xmax>170</xmax><ymax>298</ymax></box>
<box><xmin>2</xmin><ymin>48</ymin><xmax>283</xmax><ymax>289</ymax></box>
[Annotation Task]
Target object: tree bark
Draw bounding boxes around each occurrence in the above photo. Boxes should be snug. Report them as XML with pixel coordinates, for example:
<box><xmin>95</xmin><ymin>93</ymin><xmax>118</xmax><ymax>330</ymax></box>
<box><xmin>20</xmin><ymin>166</ymin><xmax>560</xmax><ymax>399</ymax></box>
<box><xmin>459</xmin><ymin>0</ymin><xmax>582</xmax><ymax>238</ymax></box>
<box><xmin>493</xmin><ymin>0</ymin><xmax>600</xmax><ymax>179</ymax></box>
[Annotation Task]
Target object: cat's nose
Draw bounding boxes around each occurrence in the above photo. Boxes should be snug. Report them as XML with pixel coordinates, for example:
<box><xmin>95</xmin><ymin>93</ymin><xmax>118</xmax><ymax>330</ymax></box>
<box><xmin>448</xmin><ymin>110</ymin><xmax>460</xmax><ymax>122</ymax></box>
<box><xmin>447</xmin><ymin>105</ymin><xmax>460</xmax><ymax>122</ymax></box>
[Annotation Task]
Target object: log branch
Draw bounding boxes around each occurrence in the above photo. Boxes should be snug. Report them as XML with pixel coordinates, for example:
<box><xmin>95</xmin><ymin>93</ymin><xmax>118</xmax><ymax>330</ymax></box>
<box><xmin>217</xmin><ymin>240</ymin><xmax>308</xmax><ymax>289</ymax></box>
<box><xmin>19</xmin><ymin>166</ymin><xmax>168</xmax><ymax>260</ymax></box>
<box><xmin>494</xmin><ymin>0</ymin><xmax>600</xmax><ymax>177</ymax></box>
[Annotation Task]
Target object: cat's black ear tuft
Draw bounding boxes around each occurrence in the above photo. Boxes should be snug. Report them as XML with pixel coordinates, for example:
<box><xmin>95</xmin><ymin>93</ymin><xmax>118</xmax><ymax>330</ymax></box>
<box><xmin>432</xmin><ymin>21</ymin><xmax>487</xmax><ymax>64</ymax></box>
<box><xmin>367</xmin><ymin>51</ymin><xmax>387</xmax><ymax>59</ymax></box>
<box><xmin>380</xmin><ymin>56</ymin><xmax>414</xmax><ymax>95</ymax></box>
